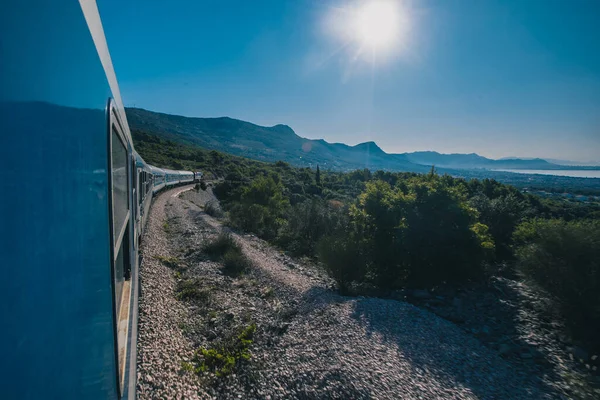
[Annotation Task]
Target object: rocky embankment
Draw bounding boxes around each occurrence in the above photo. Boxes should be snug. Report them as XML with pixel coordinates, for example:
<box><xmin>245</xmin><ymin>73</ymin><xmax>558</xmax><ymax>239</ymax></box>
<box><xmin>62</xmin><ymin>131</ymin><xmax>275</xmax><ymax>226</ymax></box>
<box><xmin>136</xmin><ymin>185</ymin><xmax>598</xmax><ymax>399</ymax></box>
<box><xmin>395</xmin><ymin>281</ymin><xmax>600</xmax><ymax>398</ymax></box>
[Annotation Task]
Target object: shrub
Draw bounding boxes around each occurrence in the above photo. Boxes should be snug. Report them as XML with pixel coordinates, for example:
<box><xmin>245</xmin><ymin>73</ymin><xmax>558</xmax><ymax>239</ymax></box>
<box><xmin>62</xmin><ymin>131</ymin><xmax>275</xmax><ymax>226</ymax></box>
<box><xmin>176</xmin><ymin>279</ymin><xmax>212</xmax><ymax>303</ymax></box>
<box><xmin>277</xmin><ymin>198</ymin><xmax>348</xmax><ymax>257</ymax></box>
<box><xmin>222</xmin><ymin>247</ymin><xmax>252</xmax><ymax>276</ymax></box>
<box><xmin>469</xmin><ymin>192</ymin><xmax>532</xmax><ymax>260</ymax></box>
<box><xmin>204</xmin><ymin>200</ymin><xmax>224</xmax><ymax>218</ymax></box>
<box><xmin>203</xmin><ymin>232</ymin><xmax>252</xmax><ymax>276</ymax></box>
<box><xmin>193</xmin><ymin>324</ymin><xmax>256</xmax><ymax>377</ymax></box>
<box><xmin>363</xmin><ymin>178</ymin><xmax>492</xmax><ymax>287</ymax></box>
<box><xmin>319</xmin><ymin>178</ymin><xmax>494</xmax><ymax>290</ymax></box>
<box><xmin>153</xmin><ymin>255</ymin><xmax>183</xmax><ymax>270</ymax></box>
<box><xmin>317</xmin><ymin>235</ymin><xmax>365</xmax><ymax>294</ymax></box>
<box><xmin>514</xmin><ymin>219</ymin><xmax>600</xmax><ymax>350</ymax></box>
<box><xmin>226</xmin><ymin>176</ymin><xmax>289</xmax><ymax>240</ymax></box>
<box><xmin>203</xmin><ymin>232</ymin><xmax>237</xmax><ymax>260</ymax></box>
<box><xmin>228</xmin><ymin>203</ymin><xmax>283</xmax><ymax>239</ymax></box>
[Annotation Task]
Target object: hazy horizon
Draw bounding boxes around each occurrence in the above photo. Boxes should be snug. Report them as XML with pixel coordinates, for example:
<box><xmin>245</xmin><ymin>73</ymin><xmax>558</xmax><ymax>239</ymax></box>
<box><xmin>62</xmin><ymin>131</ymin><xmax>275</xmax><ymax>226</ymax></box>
<box><xmin>102</xmin><ymin>0</ymin><xmax>600</xmax><ymax>162</ymax></box>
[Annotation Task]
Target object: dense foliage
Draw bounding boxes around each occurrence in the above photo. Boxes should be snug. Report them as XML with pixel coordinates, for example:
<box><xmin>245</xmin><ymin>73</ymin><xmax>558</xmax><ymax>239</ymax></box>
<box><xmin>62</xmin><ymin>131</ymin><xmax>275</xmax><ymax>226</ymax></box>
<box><xmin>215</xmin><ymin>168</ymin><xmax>514</xmax><ymax>288</ymax></box>
<box><xmin>514</xmin><ymin>219</ymin><xmax>600</xmax><ymax>350</ymax></box>
<box><xmin>347</xmin><ymin>178</ymin><xmax>494</xmax><ymax>288</ymax></box>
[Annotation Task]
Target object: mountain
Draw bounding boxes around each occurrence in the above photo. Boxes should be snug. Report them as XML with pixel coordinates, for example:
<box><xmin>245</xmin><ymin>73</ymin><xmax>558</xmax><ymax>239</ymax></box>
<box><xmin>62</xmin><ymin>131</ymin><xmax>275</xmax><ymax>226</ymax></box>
<box><xmin>545</xmin><ymin>158</ymin><xmax>600</xmax><ymax>167</ymax></box>
<box><xmin>126</xmin><ymin>108</ymin><xmax>597</xmax><ymax>173</ymax></box>
<box><xmin>404</xmin><ymin>151</ymin><xmax>562</xmax><ymax>170</ymax></box>
<box><xmin>126</xmin><ymin>108</ymin><xmax>427</xmax><ymax>173</ymax></box>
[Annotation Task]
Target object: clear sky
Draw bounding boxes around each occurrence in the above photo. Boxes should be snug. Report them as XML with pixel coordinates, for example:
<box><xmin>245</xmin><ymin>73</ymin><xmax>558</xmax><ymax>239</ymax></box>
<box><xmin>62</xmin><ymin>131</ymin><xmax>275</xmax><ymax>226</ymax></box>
<box><xmin>100</xmin><ymin>0</ymin><xmax>600</xmax><ymax>162</ymax></box>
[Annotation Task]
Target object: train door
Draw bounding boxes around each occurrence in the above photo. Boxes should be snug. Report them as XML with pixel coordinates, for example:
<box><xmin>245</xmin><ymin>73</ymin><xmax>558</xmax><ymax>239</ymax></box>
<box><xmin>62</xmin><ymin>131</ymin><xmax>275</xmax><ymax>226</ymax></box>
<box><xmin>107</xmin><ymin>103</ymin><xmax>133</xmax><ymax>397</ymax></box>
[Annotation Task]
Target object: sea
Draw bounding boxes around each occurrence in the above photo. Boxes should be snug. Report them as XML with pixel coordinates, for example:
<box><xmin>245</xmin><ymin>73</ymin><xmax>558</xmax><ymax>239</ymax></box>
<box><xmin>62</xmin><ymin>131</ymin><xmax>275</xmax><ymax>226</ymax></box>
<box><xmin>493</xmin><ymin>169</ymin><xmax>600</xmax><ymax>179</ymax></box>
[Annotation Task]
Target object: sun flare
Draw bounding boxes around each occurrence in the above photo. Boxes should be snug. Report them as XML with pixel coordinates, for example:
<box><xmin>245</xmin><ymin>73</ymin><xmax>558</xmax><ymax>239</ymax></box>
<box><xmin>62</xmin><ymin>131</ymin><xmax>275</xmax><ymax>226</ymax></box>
<box><xmin>355</xmin><ymin>1</ymin><xmax>401</xmax><ymax>51</ymax></box>
<box><xmin>324</xmin><ymin>0</ymin><xmax>411</xmax><ymax>66</ymax></box>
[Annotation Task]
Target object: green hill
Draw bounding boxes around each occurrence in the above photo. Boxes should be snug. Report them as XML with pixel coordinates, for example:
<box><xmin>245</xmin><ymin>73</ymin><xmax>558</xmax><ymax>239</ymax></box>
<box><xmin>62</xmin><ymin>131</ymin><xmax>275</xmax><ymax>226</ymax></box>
<box><xmin>126</xmin><ymin>107</ymin><xmax>427</xmax><ymax>173</ymax></box>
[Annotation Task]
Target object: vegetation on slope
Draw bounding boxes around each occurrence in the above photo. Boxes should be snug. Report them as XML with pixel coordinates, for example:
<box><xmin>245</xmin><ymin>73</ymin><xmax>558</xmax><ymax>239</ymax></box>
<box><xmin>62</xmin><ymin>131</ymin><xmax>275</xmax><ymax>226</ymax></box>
<box><xmin>514</xmin><ymin>219</ymin><xmax>600</xmax><ymax>350</ymax></box>
<box><xmin>133</xmin><ymin>129</ymin><xmax>600</xmax><ymax>350</ymax></box>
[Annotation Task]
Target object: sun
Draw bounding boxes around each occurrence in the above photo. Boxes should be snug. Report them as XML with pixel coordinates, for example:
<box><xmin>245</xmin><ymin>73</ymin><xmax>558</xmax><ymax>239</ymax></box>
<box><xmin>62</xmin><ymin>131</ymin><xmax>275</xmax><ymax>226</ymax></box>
<box><xmin>323</xmin><ymin>0</ymin><xmax>411</xmax><ymax>66</ymax></box>
<box><xmin>354</xmin><ymin>1</ymin><xmax>401</xmax><ymax>51</ymax></box>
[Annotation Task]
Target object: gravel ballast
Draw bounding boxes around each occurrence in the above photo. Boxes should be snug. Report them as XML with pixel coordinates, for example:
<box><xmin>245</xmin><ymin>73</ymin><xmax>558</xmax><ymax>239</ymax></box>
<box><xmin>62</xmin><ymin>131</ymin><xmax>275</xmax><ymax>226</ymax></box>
<box><xmin>136</xmin><ymin>186</ymin><xmax>577</xmax><ymax>399</ymax></box>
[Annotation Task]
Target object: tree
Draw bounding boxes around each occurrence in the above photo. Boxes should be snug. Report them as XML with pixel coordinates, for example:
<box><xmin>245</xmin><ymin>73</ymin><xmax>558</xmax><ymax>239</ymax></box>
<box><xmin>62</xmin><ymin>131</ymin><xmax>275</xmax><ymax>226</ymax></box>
<box><xmin>428</xmin><ymin>165</ymin><xmax>436</xmax><ymax>179</ymax></box>
<box><xmin>278</xmin><ymin>198</ymin><xmax>347</xmax><ymax>256</ymax></box>
<box><xmin>346</xmin><ymin>177</ymin><xmax>493</xmax><ymax>288</ymax></box>
<box><xmin>228</xmin><ymin>175</ymin><xmax>289</xmax><ymax>239</ymax></box>
<box><xmin>469</xmin><ymin>192</ymin><xmax>531</xmax><ymax>259</ymax></box>
<box><xmin>210</xmin><ymin>150</ymin><xmax>224</xmax><ymax>164</ymax></box>
<box><xmin>316</xmin><ymin>165</ymin><xmax>321</xmax><ymax>186</ymax></box>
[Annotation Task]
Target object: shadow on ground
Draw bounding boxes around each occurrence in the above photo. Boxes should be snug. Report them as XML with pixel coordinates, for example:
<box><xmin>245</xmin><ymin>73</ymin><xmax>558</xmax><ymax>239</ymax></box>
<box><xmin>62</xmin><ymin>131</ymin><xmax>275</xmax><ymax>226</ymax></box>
<box><xmin>350</xmin><ymin>283</ymin><xmax>566</xmax><ymax>399</ymax></box>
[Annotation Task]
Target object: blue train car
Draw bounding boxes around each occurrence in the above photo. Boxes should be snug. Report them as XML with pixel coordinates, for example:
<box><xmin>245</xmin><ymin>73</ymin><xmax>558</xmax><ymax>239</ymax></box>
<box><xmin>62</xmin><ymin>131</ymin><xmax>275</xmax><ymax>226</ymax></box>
<box><xmin>180</xmin><ymin>170</ymin><xmax>195</xmax><ymax>184</ymax></box>
<box><xmin>151</xmin><ymin>166</ymin><xmax>167</xmax><ymax>193</ymax></box>
<box><xmin>0</xmin><ymin>1</ymin><xmax>202</xmax><ymax>397</ymax></box>
<box><xmin>0</xmin><ymin>1</ymin><xmax>191</xmax><ymax>398</ymax></box>
<box><xmin>164</xmin><ymin>168</ymin><xmax>182</xmax><ymax>187</ymax></box>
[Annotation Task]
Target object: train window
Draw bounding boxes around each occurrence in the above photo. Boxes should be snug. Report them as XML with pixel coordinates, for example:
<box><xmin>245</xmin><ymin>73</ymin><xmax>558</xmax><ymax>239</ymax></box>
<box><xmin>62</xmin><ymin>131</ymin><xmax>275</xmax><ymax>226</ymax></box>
<box><xmin>111</xmin><ymin>129</ymin><xmax>129</xmax><ymax>243</ymax></box>
<box><xmin>109</xmin><ymin>109</ymin><xmax>133</xmax><ymax>398</ymax></box>
<box><xmin>138</xmin><ymin>171</ymin><xmax>144</xmax><ymax>205</ymax></box>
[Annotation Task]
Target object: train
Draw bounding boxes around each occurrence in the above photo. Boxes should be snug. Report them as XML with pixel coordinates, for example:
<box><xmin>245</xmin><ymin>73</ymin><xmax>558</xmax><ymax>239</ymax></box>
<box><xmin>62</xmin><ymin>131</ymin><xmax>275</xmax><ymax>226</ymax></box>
<box><xmin>0</xmin><ymin>1</ymin><xmax>202</xmax><ymax>399</ymax></box>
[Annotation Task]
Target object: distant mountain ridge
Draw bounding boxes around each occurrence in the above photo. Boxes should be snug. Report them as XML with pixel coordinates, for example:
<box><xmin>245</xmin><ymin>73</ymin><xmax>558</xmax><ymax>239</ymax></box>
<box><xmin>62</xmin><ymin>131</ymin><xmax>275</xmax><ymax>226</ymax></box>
<box><xmin>404</xmin><ymin>151</ymin><xmax>565</xmax><ymax>170</ymax></box>
<box><xmin>126</xmin><ymin>108</ymin><xmax>426</xmax><ymax>173</ymax></box>
<box><xmin>126</xmin><ymin>108</ymin><xmax>598</xmax><ymax>172</ymax></box>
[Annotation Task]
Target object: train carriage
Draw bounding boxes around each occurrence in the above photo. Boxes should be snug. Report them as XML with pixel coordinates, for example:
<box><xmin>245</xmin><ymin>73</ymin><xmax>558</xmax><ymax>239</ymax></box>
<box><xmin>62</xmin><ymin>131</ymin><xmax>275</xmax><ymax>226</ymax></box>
<box><xmin>0</xmin><ymin>1</ymin><xmax>200</xmax><ymax>399</ymax></box>
<box><xmin>134</xmin><ymin>152</ymin><xmax>154</xmax><ymax>253</ymax></box>
<box><xmin>180</xmin><ymin>170</ymin><xmax>195</xmax><ymax>184</ymax></box>
<box><xmin>164</xmin><ymin>168</ymin><xmax>182</xmax><ymax>187</ymax></box>
<box><xmin>151</xmin><ymin>166</ymin><xmax>167</xmax><ymax>193</ymax></box>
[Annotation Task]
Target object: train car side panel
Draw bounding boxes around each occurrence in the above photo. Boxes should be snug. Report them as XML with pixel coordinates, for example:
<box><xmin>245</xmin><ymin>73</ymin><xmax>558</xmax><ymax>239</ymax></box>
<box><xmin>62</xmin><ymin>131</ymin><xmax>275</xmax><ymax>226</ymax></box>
<box><xmin>0</xmin><ymin>1</ymin><xmax>119</xmax><ymax>399</ymax></box>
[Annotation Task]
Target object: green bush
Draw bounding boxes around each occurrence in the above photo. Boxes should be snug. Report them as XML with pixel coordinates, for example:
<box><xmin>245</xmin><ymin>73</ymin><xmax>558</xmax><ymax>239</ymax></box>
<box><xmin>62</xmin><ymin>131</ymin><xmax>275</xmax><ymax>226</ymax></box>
<box><xmin>222</xmin><ymin>247</ymin><xmax>252</xmax><ymax>276</ymax></box>
<box><xmin>202</xmin><ymin>232</ymin><xmax>252</xmax><ymax>276</ymax></box>
<box><xmin>317</xmin><ymin>235</ymin><xmax>365</xmax><ymax>294</ymax></box>
<box><xmin>468</xmin><ymin>187</ymin><xmax>534</xmax><ymax>260</ymax></box>
<box><xmin>193</xmin><ymin>324</ymin><xmax>256</xmax><ymax>377</ymax></box>
<box><xmin>227</xmin><ymin>176</ymin><xmax>289</xmax><ymax>239</ymax></box>
<box><xmin>514</xmin><ymin>219</ymin><xmax>600</xmax><ymax>349</ymax></box>
<box><xmin>321</xmin><ymin>177</ymin><xmax>494</xmax><ymax>290</ymax></box>
<box><xmin>176</xmin><ymin>279</ymin><xmax>212</xmax><ymax>303</ymax></box>
<box><xmin>277</xmin><ymin>198</ymin><xmax>348</xmax><ymax>256</ymax></box>
<box><xmin>204</xmin><ymin>200</ymin><xmax>224</xmax><ymax>218</ymax></box>
<box><xmin>203</xmin><ymin>232</ymin><xmax>237</xmax><ymax>259</ymax></box>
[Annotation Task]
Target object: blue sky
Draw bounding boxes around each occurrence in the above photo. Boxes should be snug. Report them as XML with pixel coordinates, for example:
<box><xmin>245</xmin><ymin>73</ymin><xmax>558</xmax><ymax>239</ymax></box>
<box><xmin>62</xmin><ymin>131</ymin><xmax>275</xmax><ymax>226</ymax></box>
<box><xmin>100</xmin><ymin>0</ymin><xmax>600</xmax><ymax>161</ymax></box>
